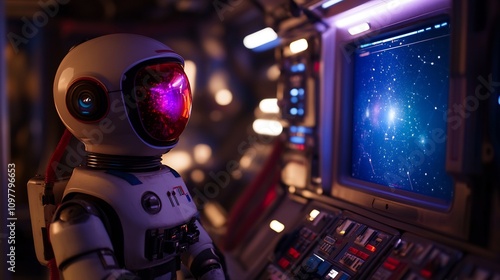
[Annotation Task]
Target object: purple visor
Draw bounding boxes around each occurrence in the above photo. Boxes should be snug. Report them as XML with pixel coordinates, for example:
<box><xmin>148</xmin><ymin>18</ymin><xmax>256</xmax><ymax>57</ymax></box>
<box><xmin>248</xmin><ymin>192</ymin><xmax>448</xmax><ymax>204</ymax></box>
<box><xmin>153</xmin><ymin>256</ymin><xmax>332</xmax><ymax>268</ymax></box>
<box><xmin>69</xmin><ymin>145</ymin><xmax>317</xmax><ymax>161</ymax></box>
<box><xmin>130</xmin><ymin>62</ymin><xmax>192</xmax><ymax>145</ymax></box>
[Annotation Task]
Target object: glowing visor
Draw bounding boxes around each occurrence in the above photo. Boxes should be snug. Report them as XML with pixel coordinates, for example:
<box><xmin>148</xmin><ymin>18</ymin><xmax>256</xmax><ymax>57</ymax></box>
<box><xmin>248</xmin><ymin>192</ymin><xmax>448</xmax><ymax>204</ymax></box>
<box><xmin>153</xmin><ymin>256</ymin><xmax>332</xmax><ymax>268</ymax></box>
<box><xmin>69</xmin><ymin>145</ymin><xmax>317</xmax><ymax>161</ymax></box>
<box><xmin>125</xmin><ymin>62</ymin><xmax>192</xmax><ymax>146</ymax></box>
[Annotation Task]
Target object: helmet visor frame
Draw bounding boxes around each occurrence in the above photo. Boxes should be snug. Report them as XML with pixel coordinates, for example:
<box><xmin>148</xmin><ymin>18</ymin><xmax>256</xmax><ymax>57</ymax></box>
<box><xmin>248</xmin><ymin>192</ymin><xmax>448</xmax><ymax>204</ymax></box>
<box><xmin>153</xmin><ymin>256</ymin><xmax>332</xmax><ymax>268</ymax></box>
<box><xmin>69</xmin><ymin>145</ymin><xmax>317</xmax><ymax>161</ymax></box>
<box><xmin>123</xmin><ymin>59</ymin><xmax>192</xmax><ymax>147</ymax></box>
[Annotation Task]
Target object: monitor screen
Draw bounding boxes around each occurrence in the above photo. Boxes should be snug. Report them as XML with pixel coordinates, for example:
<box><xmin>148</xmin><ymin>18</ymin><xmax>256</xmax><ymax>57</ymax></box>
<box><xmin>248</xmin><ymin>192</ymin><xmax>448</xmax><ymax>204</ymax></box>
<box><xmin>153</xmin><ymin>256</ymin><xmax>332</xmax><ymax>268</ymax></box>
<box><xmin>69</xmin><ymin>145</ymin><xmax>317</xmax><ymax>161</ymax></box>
<box><xmin>350</xmin><ymin>19</ymin><xmax>453</xmax><ymax>204</ymax></box>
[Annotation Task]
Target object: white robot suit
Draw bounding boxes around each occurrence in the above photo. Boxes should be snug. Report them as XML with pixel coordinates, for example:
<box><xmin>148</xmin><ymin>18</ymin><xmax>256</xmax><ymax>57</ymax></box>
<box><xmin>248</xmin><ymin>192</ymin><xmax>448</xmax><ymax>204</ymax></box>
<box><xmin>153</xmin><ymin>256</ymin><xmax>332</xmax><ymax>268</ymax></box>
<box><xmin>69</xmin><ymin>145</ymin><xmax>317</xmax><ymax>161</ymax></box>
<box><xmin>49</xmin><ymin>34</ymin><xmax>226</xmax><ymax>280</ymax></box>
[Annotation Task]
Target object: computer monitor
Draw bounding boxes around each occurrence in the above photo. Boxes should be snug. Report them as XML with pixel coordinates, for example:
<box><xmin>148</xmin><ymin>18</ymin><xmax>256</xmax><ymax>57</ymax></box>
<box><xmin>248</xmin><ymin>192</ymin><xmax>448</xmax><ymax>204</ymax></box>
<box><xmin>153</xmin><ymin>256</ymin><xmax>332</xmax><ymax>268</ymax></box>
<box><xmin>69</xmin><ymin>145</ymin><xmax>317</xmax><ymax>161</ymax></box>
<box><xmin>350</xmin><ymin>19</ymin><xmax>453</xmax><ymax>208</ymax></box>
<box><xmin>318</xmin><ymin>0</ymin><xmax>474</xmax><ymax>240</ymax></box>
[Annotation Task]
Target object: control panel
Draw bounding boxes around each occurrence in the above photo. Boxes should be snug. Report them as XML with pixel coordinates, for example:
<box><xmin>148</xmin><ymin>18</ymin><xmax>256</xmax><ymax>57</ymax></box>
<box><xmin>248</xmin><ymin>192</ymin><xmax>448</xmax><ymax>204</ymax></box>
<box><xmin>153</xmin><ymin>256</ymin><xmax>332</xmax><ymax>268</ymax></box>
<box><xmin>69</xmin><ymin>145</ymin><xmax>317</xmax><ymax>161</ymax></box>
<box><xmin>369</xmin><ymin>233</ymin><xmax>462</xmax><ymax>280</ymax></box>
<box><xmin>258</xmin><ymin>202</ymin><xmax>341</xmax><ymax>279</ymax></box>
<box><xmin>247</xmin><ymin>199</ymin><xmax>500</xmax><ymax>280</ymax></box>
<box><xmin>260</xmin><ymin>209</ymin><xmax>400</xmax><ymax>279</ymax></box>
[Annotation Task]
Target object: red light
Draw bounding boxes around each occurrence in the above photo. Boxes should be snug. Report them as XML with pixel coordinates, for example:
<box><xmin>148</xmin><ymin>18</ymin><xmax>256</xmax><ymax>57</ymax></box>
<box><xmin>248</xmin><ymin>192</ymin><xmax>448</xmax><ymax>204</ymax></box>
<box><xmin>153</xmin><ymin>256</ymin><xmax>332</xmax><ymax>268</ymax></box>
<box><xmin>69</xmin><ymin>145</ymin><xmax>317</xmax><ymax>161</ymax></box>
<box><xmin>386</xmin><ymin>257</ymin><xmax>400</xmax><ymax>266</ymax></box>
<box><xmin>288</xmin><ymin>247</ymin><xmax>301</xmax><ymax>259</ymax></box>
<box><xmin>356</xmin><ymin>251</ymin><xmax>369</xmax><ymax>260</ymax></box>
<box><xmin>420</xmin><ymin>269</ymin><xmax>432</xmax><ymax>278</ymax></box>
<box><xmin>314</xmin><ymin>61</ymin><xmax>320</xmax><ymax>73</ymax></box>
<box><xmin>348</xmin><ymin>247</ymin><xmax>359</xmax><ymax>254</ymax></box>
<box><xmin>365</xmin><ymin>244</ymin><xmax>376</xmax><ymax>252</ymax></box>
<box><xmin>278</xmin><ymin>257</ymin><xmax>290</xmax><ymax>269</ymax></box>
<box><xmin>383</xmin><ymin>262</ymin><xmax>397</xmax><ymax>271</ymax></box>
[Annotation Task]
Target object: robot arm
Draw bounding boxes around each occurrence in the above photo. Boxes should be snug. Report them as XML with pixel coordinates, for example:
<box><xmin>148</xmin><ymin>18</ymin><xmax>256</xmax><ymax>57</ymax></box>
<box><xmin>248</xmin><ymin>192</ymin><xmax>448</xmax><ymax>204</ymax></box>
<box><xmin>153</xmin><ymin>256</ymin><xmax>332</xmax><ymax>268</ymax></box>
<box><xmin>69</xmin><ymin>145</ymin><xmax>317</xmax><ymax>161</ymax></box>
<box><xmin>50</xmin><ymin>199</ymin><xmax>138</xmax><ymax>280</ymax></box>
<box><xmin>182</xmin><ymin>220</ymin><xmax>226</xmax><ymax>280</ymax></box>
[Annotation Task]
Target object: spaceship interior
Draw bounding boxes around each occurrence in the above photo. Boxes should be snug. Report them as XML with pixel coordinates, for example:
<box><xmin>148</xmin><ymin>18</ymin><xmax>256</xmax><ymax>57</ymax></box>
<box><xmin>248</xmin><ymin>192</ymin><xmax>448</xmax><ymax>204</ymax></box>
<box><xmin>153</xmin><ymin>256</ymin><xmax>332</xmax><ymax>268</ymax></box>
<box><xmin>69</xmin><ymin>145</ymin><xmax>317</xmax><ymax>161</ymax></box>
<box><xmin>1</xmin><ymin>0</ymin><xmax>500</xmax><ymax>279</ymax></box>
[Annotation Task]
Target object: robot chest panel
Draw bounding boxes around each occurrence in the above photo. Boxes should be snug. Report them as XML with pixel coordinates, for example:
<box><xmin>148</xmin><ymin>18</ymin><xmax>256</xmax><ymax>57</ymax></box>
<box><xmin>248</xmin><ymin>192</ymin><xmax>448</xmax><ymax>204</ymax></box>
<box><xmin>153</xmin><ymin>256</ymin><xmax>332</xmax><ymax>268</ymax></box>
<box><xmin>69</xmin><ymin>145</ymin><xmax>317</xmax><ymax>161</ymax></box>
<box><xmin>105</xmin><ymin>170</ymin><xmax>198</xmax><ymax>227</ymax></box>
<box><xmin>67</xmin><ymin>168</ymin><xmax>199</xmax><ymax>269</ymax></box>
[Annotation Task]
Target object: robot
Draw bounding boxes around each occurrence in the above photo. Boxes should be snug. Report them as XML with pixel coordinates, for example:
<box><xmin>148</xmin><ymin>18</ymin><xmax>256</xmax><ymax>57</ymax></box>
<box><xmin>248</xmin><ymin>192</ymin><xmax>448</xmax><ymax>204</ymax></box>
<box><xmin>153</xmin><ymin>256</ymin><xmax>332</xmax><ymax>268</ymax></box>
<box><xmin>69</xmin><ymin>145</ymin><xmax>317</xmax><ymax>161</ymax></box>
<box><xmin>45</xmin><ymin>33</ymin><xmax>225</xmax><ymax>280</ymax></box>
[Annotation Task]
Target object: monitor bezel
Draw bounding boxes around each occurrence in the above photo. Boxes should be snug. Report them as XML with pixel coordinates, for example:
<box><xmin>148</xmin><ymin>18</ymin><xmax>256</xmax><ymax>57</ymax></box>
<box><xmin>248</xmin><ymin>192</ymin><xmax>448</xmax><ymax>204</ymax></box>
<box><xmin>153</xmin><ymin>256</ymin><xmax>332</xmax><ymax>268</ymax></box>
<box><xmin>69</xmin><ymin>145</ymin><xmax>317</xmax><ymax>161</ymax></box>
<box><xmin>318</xmin><ymin>0</ymin><xmax>472</xmax><ymax>240</ymax></box>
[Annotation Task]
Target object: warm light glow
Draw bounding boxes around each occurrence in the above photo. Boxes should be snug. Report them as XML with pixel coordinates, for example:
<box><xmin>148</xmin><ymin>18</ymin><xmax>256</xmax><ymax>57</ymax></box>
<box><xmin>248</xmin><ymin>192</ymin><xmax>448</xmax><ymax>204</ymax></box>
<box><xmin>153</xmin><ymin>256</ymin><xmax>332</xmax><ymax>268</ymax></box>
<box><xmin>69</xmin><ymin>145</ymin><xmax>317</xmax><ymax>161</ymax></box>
<box><xmin>184</xmin><ymin>60</ymin><xmax>196</xmax><ymax>94</ymax></box>
<box><xmin>309</xmin><ymin>209</ymin><xmax>321</xmax><ymax>221</ymax></box>
<box><xmin>269</xmin><ymin>220</ymin><xmax>285</xmax><ymax>233</ymax></box>
<box><xmin>259</xmin><ymin>98</ymin><xmax>280</xmax><ymax>114</ymax></box>
<box><xmin>321</xmin><ymin>0</ymin><xmax>343</xmax><ymax>9</ymax></box>
<box><xmin>289</xmin><ymin>38</ymin><xmax>308</xmax><ymax>54</ymax></box>
<box><xmin>366</xmin><ymin>244</ymin><xmax>377</xmax><ymax>252</ymax></box>
<box><xmin>161</xmin><ymin>150</ymin><xmax>192</xmax><ymax>172</ymax></box>
<box><xmin>348</xmin><ymin>22</ymin><xmax>371</xmax><ymax>35</ymax></box>
<box><xmin>282</xmin><ymin>161</ymin><xmax>307</xmax><ymax>188</ymax></box>
<box><xmin>190</xmin><ymin>169</ymin><xmax>205</xmax><ymax>183</ymax></box>
<box><xmin>243</xmin><ymin>27</ymin><xmax>278</xmax><ymax>49</ymax></box>
<box><xmin>210</xmin><ymin>110</ymin><xmax>223</xmax><ymax>121</ymax></box>
<box><xmin>215</xmin><ymin>89</ymin><xmax>233</xmax><ymax>106</ymax></box>
<box><xmin>252</xmin><ymin>119</ymin><xmax>283</xmax><ymax>136</ymax></box>
<box><xmin>204</xmin><ymin>202</ymin><xmax>227</xmax><ymax>228</ymax></box>
<box><xmin>193</xmin><ymin>144</ymin><xmax>212</xmax><ymax>164</ymax></box>
<box><xmin>239</xmin><ymin>153</ymin><xmax>254</xmax><ymax>169</ymax></box>
<box><xmin>267</xmin><ymin>64</ymin><xmax>281</xmax><ymax>80</ymax></box>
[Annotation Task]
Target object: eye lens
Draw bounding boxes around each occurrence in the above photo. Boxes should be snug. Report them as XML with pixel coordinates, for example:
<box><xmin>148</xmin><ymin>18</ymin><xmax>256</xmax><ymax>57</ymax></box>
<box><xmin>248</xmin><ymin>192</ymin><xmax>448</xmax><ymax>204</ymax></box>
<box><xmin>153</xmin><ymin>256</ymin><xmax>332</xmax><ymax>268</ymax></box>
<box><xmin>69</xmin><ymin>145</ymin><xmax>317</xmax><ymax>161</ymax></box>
<box><xmin>67</xmin><ymin>80</ymin><xmax>108</xmax><ymax>122</ymax></box>
<box><xmin>78</xmin><ymin>92</ymin><xmax>94</xmax><ymax>113</ymax></box>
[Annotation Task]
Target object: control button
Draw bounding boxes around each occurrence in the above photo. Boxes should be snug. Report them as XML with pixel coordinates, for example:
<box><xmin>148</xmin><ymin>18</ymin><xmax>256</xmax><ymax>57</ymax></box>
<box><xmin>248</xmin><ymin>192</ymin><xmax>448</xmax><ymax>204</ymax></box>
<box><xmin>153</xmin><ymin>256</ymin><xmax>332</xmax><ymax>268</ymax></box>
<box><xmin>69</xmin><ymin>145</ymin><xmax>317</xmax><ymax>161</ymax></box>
<box><xmin>288</xmin><ymin>247</ymin><xmax>301</xmax><ymax>259</ymax></box>
<box><xmin>365</xmin><ymin>244</ymin><xmax>376</xmax><ymax>252</ymax></box>
<box><xmin>356</xmin><ymin>251</ymin><xmax>369</xmax><ymax>260</ymax></box>
<box><xmin>348</xmin><ymin>247</ymin><xmax>359</xmax><ymax>255</ymax></box>
<box><xmin>278</xmin><ymin>257</ymin><xmax>290</xmax><ymax>269</ymax></box>
<box><xmin>141</xmin><ymin>192</ymin><xmax>161</xmax><ymax>214</ymax></box>
<box><xmin>383</xmin><ymin>261</ymin><xmax>397</xmax><ymax>271</ymax></box>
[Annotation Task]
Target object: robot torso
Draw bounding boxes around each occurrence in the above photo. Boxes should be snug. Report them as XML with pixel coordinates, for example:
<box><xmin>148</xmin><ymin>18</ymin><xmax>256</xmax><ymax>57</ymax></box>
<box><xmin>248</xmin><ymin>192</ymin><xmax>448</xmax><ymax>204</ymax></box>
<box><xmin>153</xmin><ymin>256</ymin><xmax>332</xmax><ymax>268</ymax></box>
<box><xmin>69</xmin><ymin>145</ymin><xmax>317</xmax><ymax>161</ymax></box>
<box><xmin>62</xmin><ymin>165</ymin><xmax>200</xmax><ymax>271</ymax></box>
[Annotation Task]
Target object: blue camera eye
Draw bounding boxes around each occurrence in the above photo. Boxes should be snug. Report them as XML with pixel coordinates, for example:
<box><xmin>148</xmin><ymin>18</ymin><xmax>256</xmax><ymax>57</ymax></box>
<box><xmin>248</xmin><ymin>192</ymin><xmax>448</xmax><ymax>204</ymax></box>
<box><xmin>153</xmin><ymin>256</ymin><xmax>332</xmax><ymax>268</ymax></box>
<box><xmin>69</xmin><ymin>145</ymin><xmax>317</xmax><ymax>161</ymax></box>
<box><xmin>78</xmin><ymin>97</ymin><xmax>92</xmax><ymax>107</ymax></box>
<box><xmin>67</xmin><ymin>80</ymin><xmax>108</xmax><ymax>122</ymax></box>
<box><xmin>78</xmin><ymin>93</ymin><xmax>95</xmax><ymax>114</ymax></box>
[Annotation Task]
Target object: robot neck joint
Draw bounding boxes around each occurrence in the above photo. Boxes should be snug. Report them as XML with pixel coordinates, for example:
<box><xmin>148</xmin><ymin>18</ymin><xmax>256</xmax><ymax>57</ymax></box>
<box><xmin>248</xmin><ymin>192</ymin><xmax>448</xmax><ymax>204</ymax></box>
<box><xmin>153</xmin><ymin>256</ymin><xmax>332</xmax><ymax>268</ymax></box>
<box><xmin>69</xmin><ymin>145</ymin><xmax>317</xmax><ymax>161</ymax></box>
<box><xmin>86</xmin><ymin>152</ymin><xmax>163</xmax><ymax>172</ymax></box>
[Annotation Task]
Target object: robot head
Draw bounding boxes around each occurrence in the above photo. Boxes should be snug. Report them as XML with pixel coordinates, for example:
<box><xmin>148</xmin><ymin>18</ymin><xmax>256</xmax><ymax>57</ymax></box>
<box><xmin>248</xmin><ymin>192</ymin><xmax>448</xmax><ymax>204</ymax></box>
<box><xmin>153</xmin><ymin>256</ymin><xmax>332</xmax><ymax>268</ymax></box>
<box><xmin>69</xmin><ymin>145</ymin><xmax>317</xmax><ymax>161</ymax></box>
<box><xmin>54</xmin><ymin>34</ymin><xmax>192</xmax><ymax>156</ymax></box>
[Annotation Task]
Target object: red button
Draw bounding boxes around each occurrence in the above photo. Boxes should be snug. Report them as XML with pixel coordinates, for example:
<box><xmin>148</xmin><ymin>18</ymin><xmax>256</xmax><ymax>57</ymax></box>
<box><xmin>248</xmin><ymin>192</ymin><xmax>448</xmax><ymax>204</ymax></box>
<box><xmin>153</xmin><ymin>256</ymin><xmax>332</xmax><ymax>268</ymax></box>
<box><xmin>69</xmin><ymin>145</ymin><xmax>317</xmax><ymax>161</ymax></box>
<box><xmin>365</xmin><ymin>244</ymin><xmax>376</xmax><ymax>252</ymax></box>
<box><xmin>278</xmin><ymin>257</ymin><xmax>290</xmax><ymax>269</ymax></box>
<box><xmin>348</xmin><ymin>247</ymin><xmax>359</xmax><ymax>254</ymax></box>
<box><xmin>386</xmin><ymin>257</ymin><xmax>400</xmax><ymax>265</ymax></box>
<box><xmin>288</xmin><ymin>247</ymin><xmax>301</xmax><ymax>259</ymax></box>
<box><xmin>356</xmin><ymin>251</ymin><xmax>369</xmax><ymax>260</ymax></box>
<box><xmin>383</xmin><ymin>261</ymin><xmax>397</xmax><ymax>271</ymax></box>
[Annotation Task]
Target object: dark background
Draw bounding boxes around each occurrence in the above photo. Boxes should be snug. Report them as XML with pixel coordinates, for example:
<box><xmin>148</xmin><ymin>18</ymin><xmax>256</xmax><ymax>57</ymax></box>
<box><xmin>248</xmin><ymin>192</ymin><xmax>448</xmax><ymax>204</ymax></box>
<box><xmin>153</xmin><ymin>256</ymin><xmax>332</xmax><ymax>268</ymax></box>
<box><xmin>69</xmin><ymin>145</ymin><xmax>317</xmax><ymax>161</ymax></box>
<box><xmin>2</xmin><ymin>0</ymin><xmax>295</xmax><ymax>278</ymax></box>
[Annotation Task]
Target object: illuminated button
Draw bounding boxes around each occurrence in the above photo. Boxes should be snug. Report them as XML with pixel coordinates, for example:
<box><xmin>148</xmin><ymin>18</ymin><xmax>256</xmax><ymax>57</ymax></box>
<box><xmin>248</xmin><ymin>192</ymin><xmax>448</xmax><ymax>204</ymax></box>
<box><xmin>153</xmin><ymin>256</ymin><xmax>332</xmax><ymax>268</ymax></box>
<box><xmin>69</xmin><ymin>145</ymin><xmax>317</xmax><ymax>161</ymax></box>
<box><xmin>317</xmin><ymin>261</ymin><xmax>332</xmax><ymax>277</ymax></box>
<box><xmin>288</xmin><ymin>247</ymin><xmax>301</xmax><ymax>259</ymax></box>
<box><xmin>386</xmin><ymin>257</ymin><xmax>400</xmax><ymax>266</ymax></box>
<box><xmin>365</xmin><ymin>244</ymin><xmax>376</xmax><ymax>252</ymax></box>
<box><xmin>348</xmin><ymin>247</ymin><xmax>359</xmax><ymax>255</ymax></box>
<box><xmin>278</xmin><ymin>257</ymin><xmax>290</xmax><ymax>269</ymax></box>
<box><xmin>420</xmin><ymin>269</ymin><xmax>432</xmax><ymax>278</ymax></box>
<box><xmin>337</xmin><ymin>219</ymin><xmax>354</xmax><ymax>236</ymax></box>
<box><xmin>356</xmin><ymin>251</ymin><xmax>369</xmax><ymax>260</ymax></box>
<box><xmin>383</xmin><ymin>261</ymin><xmax>397</xmax><ymax>271</ymax></box>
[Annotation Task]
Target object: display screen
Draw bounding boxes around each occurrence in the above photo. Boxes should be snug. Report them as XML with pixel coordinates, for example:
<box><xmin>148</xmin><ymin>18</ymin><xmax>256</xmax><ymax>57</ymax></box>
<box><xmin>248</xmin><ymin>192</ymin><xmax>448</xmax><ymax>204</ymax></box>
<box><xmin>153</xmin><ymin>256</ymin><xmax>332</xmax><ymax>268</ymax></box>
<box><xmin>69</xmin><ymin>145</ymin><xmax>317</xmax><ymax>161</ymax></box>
<box><xmin>351</xmin><ymin>20</ymin><xmax>453</xmax><ymax>203</ymax></box>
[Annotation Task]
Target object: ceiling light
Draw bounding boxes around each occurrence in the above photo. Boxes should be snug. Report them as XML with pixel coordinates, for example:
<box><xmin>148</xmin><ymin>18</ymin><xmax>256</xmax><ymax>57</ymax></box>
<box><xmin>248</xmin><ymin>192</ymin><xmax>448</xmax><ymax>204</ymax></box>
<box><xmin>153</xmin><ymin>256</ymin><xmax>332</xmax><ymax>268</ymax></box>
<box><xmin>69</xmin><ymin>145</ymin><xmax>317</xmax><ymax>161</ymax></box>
<box><xmin>243</xmin><ymin>27</ymin><xmax>278</xmax><ymax>49</ymax></box>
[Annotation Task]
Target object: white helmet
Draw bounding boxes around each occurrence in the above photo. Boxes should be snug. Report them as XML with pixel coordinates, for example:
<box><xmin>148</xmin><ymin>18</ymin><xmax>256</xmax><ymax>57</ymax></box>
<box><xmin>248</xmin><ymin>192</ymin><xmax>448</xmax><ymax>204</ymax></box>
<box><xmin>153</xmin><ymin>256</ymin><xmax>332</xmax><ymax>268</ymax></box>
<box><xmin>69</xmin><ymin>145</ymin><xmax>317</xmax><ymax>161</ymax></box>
<box><xmin>53</xmin><ymin>33</ymin><xmax>192</xmax><ymax>157</ymax></box>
